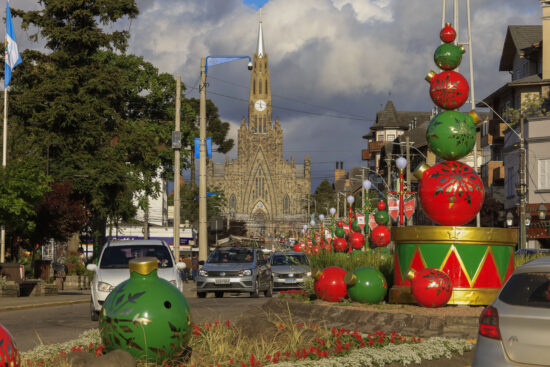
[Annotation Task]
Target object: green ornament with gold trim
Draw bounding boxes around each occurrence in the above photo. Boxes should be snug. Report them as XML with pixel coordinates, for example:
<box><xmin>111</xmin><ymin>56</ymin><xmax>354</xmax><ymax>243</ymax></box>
<box><xmin>351</xmin><ymin>220</ymin><xmax>361</xmax><ymax>232</ymax></box>
<box><xmin>434</xmin><ymin>43</ymin><xmax>465</xmax><ymax>70</ymax></box>
<box><xmin>335</xmin><ymin>227</ymin><xmax>345</xmax><ymax>238</ymax></box>
<box><xmin>426</xmin><ymin>110</ymin><xmax>480</xmax><ymax>160</ymax></box>
<box><xmin>99</xmin><ymin>257</ymin><xmax>192</xmax><ymax>362</ymax></box>
<box><xmin>374</xmin><ymin>210</ymin><xmax>389</xmax><ymax>225</ymax></box>
<box><xmin>345</xmin><ymin>266</ymin><xmax>387</xmax><ymax>304</ymax></box>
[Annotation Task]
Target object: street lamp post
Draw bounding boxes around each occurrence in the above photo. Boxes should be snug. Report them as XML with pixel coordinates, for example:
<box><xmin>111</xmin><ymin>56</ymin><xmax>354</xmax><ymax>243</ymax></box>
<box><xmin>199</xmin><ymin>55</ymin><xmax>251</xmax><ymax>262</ymax></box>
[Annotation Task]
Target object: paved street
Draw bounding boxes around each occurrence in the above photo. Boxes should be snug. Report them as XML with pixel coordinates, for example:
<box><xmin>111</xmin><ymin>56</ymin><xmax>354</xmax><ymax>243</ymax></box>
<box><xmin>0</xmin><ymin>293</ymin><xmax>268</xmax><ymax>351</ymax></box>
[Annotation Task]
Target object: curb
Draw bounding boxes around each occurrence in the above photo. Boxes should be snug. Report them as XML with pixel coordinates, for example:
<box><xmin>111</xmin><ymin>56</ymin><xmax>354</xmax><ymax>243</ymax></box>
<box><xmin>0</xmin><ymin>298</ymin><xmax>89</xmax><ymax>313</ymax></box>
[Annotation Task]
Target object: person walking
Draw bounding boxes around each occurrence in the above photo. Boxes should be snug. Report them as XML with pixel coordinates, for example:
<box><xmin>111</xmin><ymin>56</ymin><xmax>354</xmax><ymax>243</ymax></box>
<box><xmin>191</xmin><ymin>254</ymin><xmax>199</xmax><ymax>282</ymax></box>
<box><xmin>182</xmin><ymin>255</ymin><xmax>192</xmax><ymax>283</ymax></box>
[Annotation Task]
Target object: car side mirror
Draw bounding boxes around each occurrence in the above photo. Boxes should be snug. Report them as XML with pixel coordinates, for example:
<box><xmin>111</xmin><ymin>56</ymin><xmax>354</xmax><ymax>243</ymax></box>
<box><xmin>86</xmin><ymin>264</ymin><xmax>97</xmax><ymax>272</ymax></box>
<box><xmin>176</xmin><ymin>262</ymin><xmax>186</xmax><ymax>270</ymax></box>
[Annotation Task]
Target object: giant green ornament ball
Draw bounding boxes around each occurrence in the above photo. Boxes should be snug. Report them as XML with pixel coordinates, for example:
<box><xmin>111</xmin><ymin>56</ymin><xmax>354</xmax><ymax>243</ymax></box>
<box><xmin>99</xmin><ymin>257</ymin><xmax>192</xmax><ymax>362</ymax></box>
<box><xmin>335</xmin><ymin>227</ymin><xmax>345</xmax><ymax>238</ymax></box>
<box><xmin>374</xmin><ymin>210</ymin><xmax>389</xmax><ymax>225</ymax></box>
<box><xmin>345</xmin><ymin>266</ymin><xmax>387</xmax><ymax>304</ymax></box>
<box><xmin>426</xmin><ymin>110</ymin><xmax>477</xmax><ymax>160</ymax></box>
<box><xmin>434</xmin><ymin>43</ymin><xmax>465</xmax><ymax>70</ymax></box>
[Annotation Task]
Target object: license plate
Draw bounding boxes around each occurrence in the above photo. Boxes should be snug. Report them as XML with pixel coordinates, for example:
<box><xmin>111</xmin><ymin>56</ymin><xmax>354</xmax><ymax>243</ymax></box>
<box><xmin>285</xmin><ymin>278</ymin><xmax>297</xmax><ymax>282</ymax></box>
<box><xmin>215</xmin><ymin>278</ymin><xmax>230</xmax><ymax>285</ymax></box>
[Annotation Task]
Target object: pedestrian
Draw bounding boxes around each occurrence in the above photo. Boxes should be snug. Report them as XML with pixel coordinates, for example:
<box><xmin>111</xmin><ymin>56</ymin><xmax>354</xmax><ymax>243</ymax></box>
<box><xmin>182</xmin><ymin>255</ymin><xmax>192</xmax><ymax>283</ymax></box>
<box><xmin>191</xmin><ymin>254</ymin><xmax>199</xmax><ymax>282</ymax></box>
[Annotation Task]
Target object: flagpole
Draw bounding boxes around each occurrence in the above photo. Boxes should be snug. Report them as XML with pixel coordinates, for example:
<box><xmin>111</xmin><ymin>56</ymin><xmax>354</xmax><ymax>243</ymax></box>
<box><xmin>1</xmin><ymin>87</ymin><xmax>7</xmax><ymax>263</ymax></box>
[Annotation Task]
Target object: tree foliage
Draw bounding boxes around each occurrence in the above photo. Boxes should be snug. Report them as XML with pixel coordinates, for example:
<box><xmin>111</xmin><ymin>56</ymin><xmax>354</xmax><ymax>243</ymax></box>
<box><xmin>503</xmin><ymin>94</ymin><xmax>550</xmax><ymax>125</ymax></box>
<box><xmin>312</xmin><ymin>179</ymin><xmax>337</xmax><ymax>215</ymax></box>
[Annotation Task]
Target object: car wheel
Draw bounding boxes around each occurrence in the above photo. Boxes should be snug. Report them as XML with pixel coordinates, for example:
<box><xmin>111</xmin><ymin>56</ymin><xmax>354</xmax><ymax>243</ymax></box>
<box><xmin>264</xmin><ymin>280</ymin><xmax>273</xmax><ymax>298</ymax></box>
<box><xmin>90</xmin><ymin>301</ymin><xmax>99</xmax><ymax>321</ymax></box>
<box><xmin>214</xmin><ymin>291</ymin><xmax>224</xmax><ymax>298</ymax></box>
<box><xmin>197</xmin><ymin>292</ymin><xmax>207</xmax><ymax>298</ymax></box>
<box><xmin>250</xmin><ymin>279</ymin><xmax>260</xmax><ymax>298</ymax></box>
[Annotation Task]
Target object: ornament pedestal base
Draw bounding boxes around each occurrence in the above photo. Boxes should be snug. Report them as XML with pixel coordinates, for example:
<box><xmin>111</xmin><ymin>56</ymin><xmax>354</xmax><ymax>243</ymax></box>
<box><xmin>389</xmin><ymin>226</ymin><xmax>517</xmax><ymax>306</ymax></box>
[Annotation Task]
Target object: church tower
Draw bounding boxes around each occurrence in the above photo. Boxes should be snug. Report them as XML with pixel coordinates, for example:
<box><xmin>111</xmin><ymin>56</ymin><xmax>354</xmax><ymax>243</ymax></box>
<box><xmin>248</xmin><ymin>20</ymin><xmax>272</xmax><ymax>134</ymax></box>
<box><xmin>207</xmin><ymin>18</ymin><xmax>311</xmax><ymax>237</ymax></box>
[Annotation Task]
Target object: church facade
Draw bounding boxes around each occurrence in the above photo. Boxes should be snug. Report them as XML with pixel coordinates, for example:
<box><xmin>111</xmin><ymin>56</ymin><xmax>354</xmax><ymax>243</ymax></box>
<box><xmin>207</xmin><ymin>20</ymin><xmax>311</xmax><ymax>236</ymax></box>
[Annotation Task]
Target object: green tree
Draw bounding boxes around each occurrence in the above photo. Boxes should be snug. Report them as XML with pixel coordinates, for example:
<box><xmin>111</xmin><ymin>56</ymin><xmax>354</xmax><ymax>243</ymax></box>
<box><xmin>503</xmin><ymin>94</ymin><xmax>550</xmax><ymax>125</ymax></box>
<box><xmin>312</xmin><ymin>179</ymin><xmax>337</xmax><ymax>215</ymax></box>
<box><xmin>169</xmin><ymin>184</ymin><xmax>226</xmax><ymax>225</ymax></box>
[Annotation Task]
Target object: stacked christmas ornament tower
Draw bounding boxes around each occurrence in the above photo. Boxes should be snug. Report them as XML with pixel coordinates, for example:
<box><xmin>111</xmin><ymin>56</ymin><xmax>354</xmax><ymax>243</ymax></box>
<box><xmin>389</xmin><ymin>23</ymin><xmax>518</xmax><ymax>306</ymax></box>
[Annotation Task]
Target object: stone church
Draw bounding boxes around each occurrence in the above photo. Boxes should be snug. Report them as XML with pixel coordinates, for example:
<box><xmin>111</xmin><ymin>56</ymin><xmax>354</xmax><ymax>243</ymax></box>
<box><xmin>207</xmin><ymin>20</ymin><xmax>311</xmax><ymax>236</ymax></box>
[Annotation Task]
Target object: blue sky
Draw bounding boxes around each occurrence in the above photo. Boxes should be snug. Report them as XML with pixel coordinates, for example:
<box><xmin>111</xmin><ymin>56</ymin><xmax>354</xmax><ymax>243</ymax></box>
<box><xmin>243</xmin><ymin>0</ymin><xmax>269</xmax><ymax>10</ymax></box>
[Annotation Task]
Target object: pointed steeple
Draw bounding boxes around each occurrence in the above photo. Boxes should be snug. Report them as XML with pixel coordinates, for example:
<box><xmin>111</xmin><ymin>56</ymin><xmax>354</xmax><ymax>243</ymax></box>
<box><xmin>257</xmin><ymin>11</ymin><xmax>265</xmax><ymax>58</ymax></box>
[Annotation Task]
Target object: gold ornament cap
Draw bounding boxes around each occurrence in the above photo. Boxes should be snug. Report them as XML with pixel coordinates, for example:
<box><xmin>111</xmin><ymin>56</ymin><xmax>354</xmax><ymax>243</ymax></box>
<box><xmin>344</xmin><ymin>272</ymin><xmax>357</xmax><ymax>286</ymax></box>
<box><xmin>414</xmin><ymin>162</ymin><xmax>430</xmax><ymax>180</ymax></box>
<box><xmin>425</xmin><ymin>70</ymin><xmax>436</xmax><ymax>83</ymax></box>
<box><xmin>406</xmin><ymin>269</ymin><xmax>416</xmax><ymax>281</ymax></box>
<box><xmin>313</xmin><ymin>270</ymin><xmax>323</xmax><ymax>281</ymax></box>
<box><xmin>129</xmin><ymin>257</ymin><xmax>158</xmax><ymax>276</ymax></box>
<box><xmin>445</xmin><ymin>22</ymin><xmax>452</xmax><ymax>27</ymax></box>
<box><xmin>469</xmin><ymin>110</ymin><xmax>482</xmax><ymax>124</ymax></box>
<box><xmin>460</xmin><ymin>45</ymin><xmax>466</xmax><ymax>54</ymax></box>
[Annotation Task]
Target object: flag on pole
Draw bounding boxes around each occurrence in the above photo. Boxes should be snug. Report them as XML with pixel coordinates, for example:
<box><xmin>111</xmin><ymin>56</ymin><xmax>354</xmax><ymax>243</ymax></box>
<box><xmin>5</xmin><ymin>0</ymin><xmax>22</xmax><ymax>88</ymax></box>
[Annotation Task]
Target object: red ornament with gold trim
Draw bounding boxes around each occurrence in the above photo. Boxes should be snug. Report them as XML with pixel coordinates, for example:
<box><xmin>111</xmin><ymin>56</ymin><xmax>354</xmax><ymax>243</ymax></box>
<box><xmin>426</xmin><ymin>70</ymin><xmax>469</xmax><ymax>110</ymax></box>
<box><xmin>440</xmin><ymin>22</ymin><xmax>456</xmax><ymax>43</ymax></box>
<box><xmin>336</xmin><ymin>220</ymin><xmax>344</xmax><ymax>228</ymax></box>
<box><xmin>371</xmin><ymin>225</ymin><xmax>391</xmax><ymax>247</ymax></box>
<box><xmin>415</xmin><ymin>161</ymin><xmax>484</xmax><ymax>226</ymax></box>
<box><xmin>408</xmin><ymin>268</ymin><xmax>453</xmax><ymax>308</ymax></box>
<box><xmin>333</xmin><ymin>237</ymin><xmax>348</xmax><ymax>252</ymax></box>
<box><xmin>349</xmin><ymin>231</ymin><xmax>365</xmax><ymax>250</ymax></box>
<box><xmin>314</xmin><ymin>266</ymin><xmax>348</xmax><ymax>302</ymax></box>
<box><xmin>377</xmin><ymin>201</ymin><xmax>387</xmax><ymax>211</ymax></box>
<box><xmin>0</xmin><ymin>323</ymin><xmax>20</xmax><ymax>367</ymax></box>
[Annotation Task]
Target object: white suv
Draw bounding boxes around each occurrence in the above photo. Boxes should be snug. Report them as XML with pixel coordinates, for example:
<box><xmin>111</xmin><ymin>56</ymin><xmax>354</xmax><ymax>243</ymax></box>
<box><xmin>86</xmin><ymin>239</ymin><xmax>186</xmax><ymax>321</ymax></box>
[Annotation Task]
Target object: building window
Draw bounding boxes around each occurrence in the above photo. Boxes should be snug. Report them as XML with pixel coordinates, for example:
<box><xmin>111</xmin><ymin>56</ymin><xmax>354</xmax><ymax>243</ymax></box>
<box><xmin>283</xmin><ymin>195</ymin><xmax>290</xmax><ymax>215</ymax></box>
<box><xmin>539</xmin><ymin>159</ymin><xmax>550</xmax><ymax>189</ymax></box>
<box><xmin>481</xmin><ymin>120</ymin><xmax>488</xmax><ymax>136</ymax></box>
<box><xmin>482</xmin><ymin>146</ymin><xmax>491</xmax><ymax>165</ymax></box>
<box><xmin>387</xmin><ymin>134</ymin><xmax>395</xmax><ymax>142</ymax></box>
<box><xmin>253</xmin><ymin>79</ymin><xmax>256</xmax><ymax>94</ymax></box>
<box><xmin>259</xmin><ymin>80</ymin><xmax>262</xmax><ymax>95</ymax></box>
<box><xmin>506</xmin><ymin>167</ymin><xmax>516</xmax><ymax>198</ymax></box>
<box><xmin>377</xmin><ymin>134</ymin><xmax>384</xmax><ymax>141</ymax></box>
<box><xmin>265</xmin><ymin>80</ymin><xmax>268</xmax><ymax>94</ymax></box>
<box><xmin>230</xmin><ymin>195</ymin><xmax>236</xmax><ymax>211</ymax></box>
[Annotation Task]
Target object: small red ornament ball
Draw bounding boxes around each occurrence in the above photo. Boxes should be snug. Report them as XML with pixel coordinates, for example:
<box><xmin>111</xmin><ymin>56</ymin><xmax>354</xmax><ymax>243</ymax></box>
<box><xmin>349</xmin><ymin>232</ymin><xmax>365</xmax><ymax>250</ymax></box>
<box><xmin>427</xmin><ymin>70</ymin><xmax>469</xmax><ymax>110</ymax></box>
<box><xmin>0</xmin><ymin>323</ymin><xmax>20</xmax><ymax>367</ymax></box>
<box><xmin>310</xmin><ymin>245</ymin><xmax>320</xmax><ymax>255</ymax></box>
<box><xmin>333</xmin><ymin>237</ymin><xmax>348</xmax><ymax>252</ymax></box>
<box><xmin>336</xmin><ymin>220</ymin><xmax>344</xmax><ymax>228</ymax></box>
<box><xmin>371</xmin><ymin>225</ymin><xmax>391</xmax><ymax>247</ymax></box>
<box><xmin>293</xmin><ymin>243</ymin><xmax>302</xmax><ymax>252</ymax></box>
<box><xmin>417</xmin><ymin>161</ymin><xmax>484</xmax><ymax>226</ymax></box>
<box><xmin>314</xmin><ymin>266</ymin><xmax>348</xmax><ymax>302</ymax></box>
<box><xmin>409</xmin><ymin>268</ymin><xmax>453</xmax><ymax>308</ymax></box>
<box><xmin>377</xmin><ymin>201</ymin><xmax>387</xmax><ymax>211</ymax></box>
<box><xmin>440</xmin><ymin>23</ymin><xmax>457</xmax><ymax>43</ymax></box>
<box><xmin>321</xmin><ymin>241</ymin><xmax>333</xmax><ymax>252</ymax></box>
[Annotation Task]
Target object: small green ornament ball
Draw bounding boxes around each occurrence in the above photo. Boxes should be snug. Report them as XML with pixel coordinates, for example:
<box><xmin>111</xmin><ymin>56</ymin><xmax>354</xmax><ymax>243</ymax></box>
<box><xmin>426</xmin><ymin>110</ymin><xmax>476</xmax><ymax>160</ymax></box>
<box><xmin>351</xmin><ymin>220</ymin><xmax>361</xmax><ymax>232</ymax></box>
<box><xmin>374</xmin><ymin>210</ymin><xmax>389</xmax><ymax>225</ymax></box>
<box><xmin>335</xmin><ymin>227</ymin><xmax>345</xmax><ymax>238</ymax></box>
<box><xmin>434</xmin><ymin>43</ymin><xmax>464</xmax><ymax>70</ymax></box>
<box><xmin>345</xmin><ymin>266</ymin><xmax>387</xmax><ymax>304</ymax></box>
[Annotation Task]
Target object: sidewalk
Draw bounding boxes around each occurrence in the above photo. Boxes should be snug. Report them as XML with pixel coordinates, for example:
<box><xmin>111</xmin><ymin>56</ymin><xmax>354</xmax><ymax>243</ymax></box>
<box><xmin>0</xmin><ymin>290</ymin><xmax>91</xmax><ymax>312</ymax></box>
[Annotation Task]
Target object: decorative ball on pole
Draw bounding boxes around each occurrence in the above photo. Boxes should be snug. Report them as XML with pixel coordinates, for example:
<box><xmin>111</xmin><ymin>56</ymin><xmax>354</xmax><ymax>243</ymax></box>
<box><xmin>396</xmin><ymin>157</ymin><xmax>407</xmax><ymax>170</ymax></box>
<box><xmin>362</xmin><ymin>179</ymin><xmax>372</xmax><ymax>190</ymax></box>
<box><xmin>329</xmin><ymin>207</ymin><xmax>336</xmax><ymax>215</ymax></box>
<box><xmin>347</xmin><ymin>195</ymin><xmax>355</xmax><ymax>204</ymax></box>
<box><xmin>319</xmin><ymin>214</ymin><xmax>325</xmax><ymax>221</ymax></box>
<box><xmin>310</xmin><ymin>220</ymin><xmax>316</xmax><ymax>227</ymax></box>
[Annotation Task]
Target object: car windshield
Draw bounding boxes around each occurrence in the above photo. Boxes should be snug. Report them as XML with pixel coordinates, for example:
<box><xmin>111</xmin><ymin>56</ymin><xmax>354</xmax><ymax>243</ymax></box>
<box><xmin>99</xmin><ymin>245</ymin><xmax>173</xmax><ymax>269</ymax></box>
<box><xmin>270</xmin><ymin>254</ymin><xmax>309</xmax><ymax>266</ymax></box>
<box><xmin>499</xmin><ymin>272</ymin><xmax>550</xmax><ymax>308</ymax></box>
<box><xmin>207</xmin><ymin>248</ymin><xmax>254</xmax><ymax>263</ymax></box>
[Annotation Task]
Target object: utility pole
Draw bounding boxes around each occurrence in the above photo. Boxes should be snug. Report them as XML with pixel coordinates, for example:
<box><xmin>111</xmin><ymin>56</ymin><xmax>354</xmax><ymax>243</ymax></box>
<box><xmin>386</xmin><ymin>157</ymin><xmax>392</xmax><ymax>192</ymax></box>
<box><xmin>199</xmin><ymin>57</ymin><xmax>208</xmax><ymax>262</ymax></box>
<box><xmin>143</xmin><ymin>205</ymin><xmax>149</xmax><ymax>240</ymax></box>
<box><xmin>361</xmin><ymin>169</ymin><xmax>365</xmax><ymax>209</ymax></box>
<box><xmin>406</xmin><ymin>137</ymin><xmax>412</xmax><ymax>226</ymax></box>
<box><xmin>520</xmin><ymin>117</ymin><xmax>527</xmax><ymax>249</ymax></box>
<box><xmin>336</xmin><ymin>193</ymin><xmax>340</xmax><ymax>219</ymax></box>
<box><xmin>173</xmin><ymin>76</ymin><xmax>181</xmax><ymax>261</ymax></box>
<box><xmin>307</xmin><ymin>194</ymin><xmax>311</xmax><ymax>221</ymax></box>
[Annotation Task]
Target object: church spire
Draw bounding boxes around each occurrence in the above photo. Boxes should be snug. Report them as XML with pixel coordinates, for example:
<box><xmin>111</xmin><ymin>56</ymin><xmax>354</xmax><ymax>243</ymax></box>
<box><xmin>257</xmin><ymin>13</ymin><xmax>265</xmax><ymax>58</ymax></box>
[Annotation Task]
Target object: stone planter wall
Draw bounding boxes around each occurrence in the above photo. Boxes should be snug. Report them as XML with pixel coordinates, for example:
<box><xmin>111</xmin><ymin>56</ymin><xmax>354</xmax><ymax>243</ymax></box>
<box><xmin>63</xmin><ymin>275</ymin><xmax>90</xmax><ymax>290</ymax></box>
<box><xmin>0</xmin><ymin>281</ymin><xmax>20</xmax><ymax>297</ymax></box>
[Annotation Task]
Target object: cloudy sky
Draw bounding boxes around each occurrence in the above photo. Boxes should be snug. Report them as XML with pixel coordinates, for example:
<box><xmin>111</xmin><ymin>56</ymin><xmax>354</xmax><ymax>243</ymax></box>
<box><xmin>7</xmin><ymin>0</ymin><xmax>544</xmax><ymax>191</ymax></box>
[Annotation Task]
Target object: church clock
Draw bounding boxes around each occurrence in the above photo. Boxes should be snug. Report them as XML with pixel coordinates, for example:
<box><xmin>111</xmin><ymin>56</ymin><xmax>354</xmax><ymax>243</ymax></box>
<box><xmin>254</xmin><ymin>99</ymin><xmax>267</xmax><ymax>111</ymax></box>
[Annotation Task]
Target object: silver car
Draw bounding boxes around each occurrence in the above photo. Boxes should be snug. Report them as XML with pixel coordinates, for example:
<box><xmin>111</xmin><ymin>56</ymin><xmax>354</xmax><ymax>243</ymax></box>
<box><xmin>472</xmin><ymin>256</ymin><xmax>550</xmax><ymax>366</ymax></box>
<box><xmin>270</xmin><ymin>251</ymin><xmax>311</xmax><ymax>290</ymax></box>
<box><xmin>86</xmin><ymin>240</ymin><xmax>186</xmax><ymax>321</ymax></box>
<box><xmin>195</xmin><ymin>246</ymin><xmax>272</xmax><ymax>298</ymax></box>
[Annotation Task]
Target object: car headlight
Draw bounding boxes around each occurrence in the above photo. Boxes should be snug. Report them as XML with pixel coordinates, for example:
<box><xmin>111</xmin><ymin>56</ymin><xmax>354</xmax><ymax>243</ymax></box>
<box><xmin>199</xmin><ymin>269</ymin><xmax>208</xmax><ymax>276</ymax></box>
<box><xmin>97</xmin><ymin>281</ymin><xmax>113</xmax><ymax>292</ymax></box>
<box><xmin>306</xmin><ymin>271</ymin><xmax>311</xmax><ymax>277</ymax></box>
<box><xmin>239</xmin><ymin>269</ymin><xmax>252</xmax><ymax>276</ymax></box>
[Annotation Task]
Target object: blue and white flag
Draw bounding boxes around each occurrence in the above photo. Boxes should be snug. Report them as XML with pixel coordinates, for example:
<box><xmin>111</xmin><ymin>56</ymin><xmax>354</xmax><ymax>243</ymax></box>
<box><xmin>5</xmin><ymin>0</ymin><xmax>22</xmax><ymax>88</ymax></box>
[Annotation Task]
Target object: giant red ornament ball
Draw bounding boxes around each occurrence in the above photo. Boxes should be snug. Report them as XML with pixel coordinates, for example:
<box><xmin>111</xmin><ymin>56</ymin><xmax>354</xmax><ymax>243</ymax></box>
<box><xmin>440</xmin><ymin>23</ymin><xmax>456</xmax><ymax>43</ymax></box>
<box><xmin>417</xmin><ymin>161</ymin><xmax>484</xmax><ymax>226</ymax></box>
<box><xmin>349</xmin><ymin>232</ymin><xmax>365</xmax><ymax>250</ymax></box>
<box><xmin>0</xmin><ymin>323</ymin><xmax>20</xmax><ymax>367</ymax></box>
<box><xmin>371</xmin><ymin>225</ymin><xmax>391</xmax><ymax>247</ymax></box>
<box><xmin>333</xmin><ymin>237</ymin><xmax>348</xmax><ymax>252</ymax></box>
<box><xmin>409</xmin><ymin>268</ymin><xmax>453</xmax><ymax>308</ymax></box>
<box><xmin>426</xmin><ymin>70</ymin><xmax>469</xmax><ymax>110</ymax></box>
<box><xmin>314</xmin><ymin>266</ymin><xmax>348</xmax><ymax>302</ymax></box>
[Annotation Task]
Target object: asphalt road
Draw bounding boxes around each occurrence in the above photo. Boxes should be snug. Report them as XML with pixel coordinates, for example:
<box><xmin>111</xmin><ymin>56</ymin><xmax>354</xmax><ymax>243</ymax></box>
<box><xmin>0</xmin><ymin>293</ymin><xmax>268</xmax><ymax>352</ymax></box>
